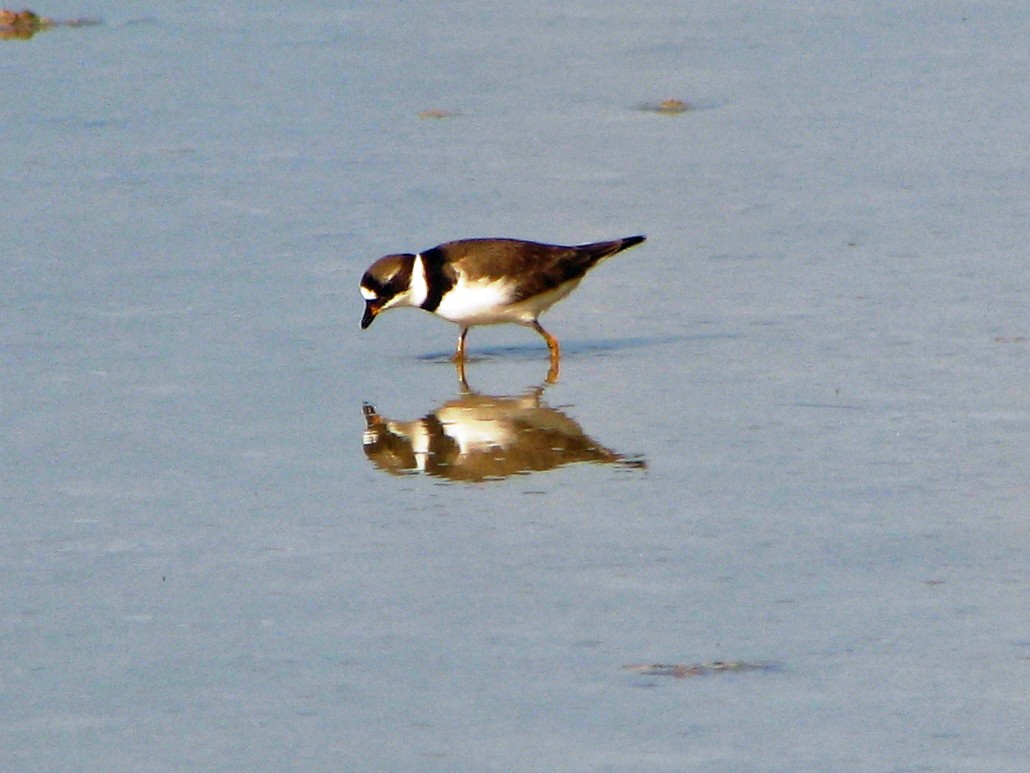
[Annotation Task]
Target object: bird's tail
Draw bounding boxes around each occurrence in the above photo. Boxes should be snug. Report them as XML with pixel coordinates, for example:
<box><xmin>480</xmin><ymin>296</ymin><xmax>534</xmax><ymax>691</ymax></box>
<box><xmin>616</xmin><ymin>234</ymin><xmax>646</xmax><ymax>252</ymax></box>
<box><xmin>574</xmin><ymin>234</ymin><xmax>646</xmax><ymax>267</ymax></box>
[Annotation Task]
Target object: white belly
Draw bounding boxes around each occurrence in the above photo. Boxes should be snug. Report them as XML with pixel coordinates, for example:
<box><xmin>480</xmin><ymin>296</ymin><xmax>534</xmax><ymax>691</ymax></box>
<box><xmin>434</xmin><ymin>277</ymin><xmax>582</xmax><ymax>326</ymax></box>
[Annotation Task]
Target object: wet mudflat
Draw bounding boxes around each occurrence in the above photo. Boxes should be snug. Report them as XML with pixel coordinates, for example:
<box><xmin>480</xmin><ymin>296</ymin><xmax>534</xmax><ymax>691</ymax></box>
<box><xmin>2</xmin><ymin>3</ymin><xmax>1026</xmax><ymax>770</ymax></box>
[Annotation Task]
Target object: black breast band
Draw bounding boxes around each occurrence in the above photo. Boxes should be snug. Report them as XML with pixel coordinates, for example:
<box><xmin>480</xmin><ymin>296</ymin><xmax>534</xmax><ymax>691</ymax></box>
<box><xmin>418</xmin><ymin>247</ymin><xmax>457</xmax><ymax>312</ymax></box>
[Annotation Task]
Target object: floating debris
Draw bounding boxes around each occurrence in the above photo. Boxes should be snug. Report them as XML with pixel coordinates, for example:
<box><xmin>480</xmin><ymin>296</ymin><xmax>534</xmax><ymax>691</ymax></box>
<box><xmin>1</xmin><ymin>8</ymin><xmax>100</xmax><ymax>39</ymax></box>
<box><xmin>639</xmin><ymin>98</ymin><xmax>693</xmax><ymax>114</ymax></box>
<box><xmin>417</xmin><ymin>108</ymin><xmax>458</xmax><ymax>120</ymax></box>
<box><xmin>622</xmin><ymin>661</ymin><xmax>775</xmax><ymax>678</ymax></box>
<box><xmin>993</xmin><ymin>335</ymin><xmax>1026</xmax><ymax>344</ymax></box>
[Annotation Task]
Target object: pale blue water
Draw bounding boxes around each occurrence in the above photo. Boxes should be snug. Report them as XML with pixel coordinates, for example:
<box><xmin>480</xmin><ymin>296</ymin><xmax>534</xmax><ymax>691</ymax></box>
<box><xmin>3</xmin><ymin>2</ymin><xmax>1027</xmax><ymax>770</ymax></box>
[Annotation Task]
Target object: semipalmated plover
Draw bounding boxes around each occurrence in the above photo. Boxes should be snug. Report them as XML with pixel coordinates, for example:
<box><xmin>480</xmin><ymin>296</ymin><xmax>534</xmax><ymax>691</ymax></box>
<box><xmin>359</xmin><ymin>235</ymin><xmax>646</xmax><ymax>374</ymax></box>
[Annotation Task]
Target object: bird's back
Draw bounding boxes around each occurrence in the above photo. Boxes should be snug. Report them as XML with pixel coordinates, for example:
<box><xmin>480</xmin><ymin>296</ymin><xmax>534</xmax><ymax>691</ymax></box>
<box><xmin>429</xmin><ymin>236</ymin><xmax>644</xmax><ymax>302</ymax></box>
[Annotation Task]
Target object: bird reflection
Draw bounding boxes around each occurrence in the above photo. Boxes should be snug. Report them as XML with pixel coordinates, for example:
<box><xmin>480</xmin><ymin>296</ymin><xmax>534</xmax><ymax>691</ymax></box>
<box><xmin>362</xmin><ymin>386</ymin><xmax>645</xmax><ymax>482</ymax></box>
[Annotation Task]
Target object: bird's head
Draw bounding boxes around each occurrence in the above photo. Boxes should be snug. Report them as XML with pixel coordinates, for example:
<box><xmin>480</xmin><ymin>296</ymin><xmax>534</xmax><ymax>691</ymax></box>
<box><xmin>359</xmin><ymin>253</ymin><xmax>416</xmax><ymax>329</ymax></box>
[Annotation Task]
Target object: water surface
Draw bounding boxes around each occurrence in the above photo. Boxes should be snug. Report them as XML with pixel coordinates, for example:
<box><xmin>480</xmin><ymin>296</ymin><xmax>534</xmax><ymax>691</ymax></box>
<box><xmin>2</xmin><ymin>2</ymin><xmax>1027</xmax><ymax>770</ymax></box>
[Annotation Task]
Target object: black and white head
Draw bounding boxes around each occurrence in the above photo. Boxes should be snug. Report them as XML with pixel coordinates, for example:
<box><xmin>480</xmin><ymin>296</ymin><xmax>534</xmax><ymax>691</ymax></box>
<box><xmin>359</xmin><ymin>253</ymin><xmax>418</xmax><ymax>329</ymax></box>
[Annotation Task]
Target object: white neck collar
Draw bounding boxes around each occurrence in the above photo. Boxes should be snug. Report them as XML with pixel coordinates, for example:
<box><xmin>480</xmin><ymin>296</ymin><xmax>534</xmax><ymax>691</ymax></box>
<box><xmin>408</xmin><ymin>252</ymin><xmax>429</xmax><ymax>307</ymax></box>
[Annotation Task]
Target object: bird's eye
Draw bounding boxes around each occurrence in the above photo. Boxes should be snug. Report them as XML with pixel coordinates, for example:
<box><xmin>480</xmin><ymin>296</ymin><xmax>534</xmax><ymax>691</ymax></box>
<box><xmin>360</xmin><ymin>286</ymin><xmax>378</xmax><ymax>301</ymax></box>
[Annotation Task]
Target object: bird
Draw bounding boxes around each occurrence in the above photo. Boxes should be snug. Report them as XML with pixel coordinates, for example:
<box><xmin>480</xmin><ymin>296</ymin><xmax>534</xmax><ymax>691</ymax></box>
<box><xmin>359</xmin><ymin>235</ymin><xmax>646</xmax><ymax>376</ymax></box>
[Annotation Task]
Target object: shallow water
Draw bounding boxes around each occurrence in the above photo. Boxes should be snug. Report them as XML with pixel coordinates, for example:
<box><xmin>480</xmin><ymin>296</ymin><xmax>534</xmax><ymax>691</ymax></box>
<box><xmin>2</xmin><ymin>2</ymin><xmax>1027</xmax><ymax>770</ymax></box>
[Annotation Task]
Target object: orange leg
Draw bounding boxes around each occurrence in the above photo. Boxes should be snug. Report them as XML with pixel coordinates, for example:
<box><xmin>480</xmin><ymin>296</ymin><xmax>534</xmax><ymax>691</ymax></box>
<box><xmin>453</xmin><ymin>327</ymin><xmax>469</xmax><ymax>362</ymax></box>
<box><xmin>452</xmin><ymin>329</ymin><xmax>472</xmax><ymax>389</ymax></box>
<box><xmin>531</xmin><ymin>321</ymin><xmax>560</xmax><ymax>359</ymax></box>
<box><xmin>532</xmin><ymin>321</ymin><xmax>561</xmax><ymax>383</ymax></box>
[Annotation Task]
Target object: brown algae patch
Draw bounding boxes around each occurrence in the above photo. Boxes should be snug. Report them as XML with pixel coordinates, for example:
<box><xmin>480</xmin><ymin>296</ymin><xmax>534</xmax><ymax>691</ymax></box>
<box><xmin>417</xmin><ymin>109</ymin><xmax>459</xmax><ymax>120</ymax></box>
<box><xmin>1</xmin><ymin>8</ymin><xmax>100</xmax><ymax>39</ymax></box>
<box><xmin>623</xmin><ymin>661</ymin><xmax>776</xmax><ymax>678</ymax></box>
<box><xmin>638</xmin><ymin>98</ymin><xmax>693</xmax><ymax>114</ymax></box>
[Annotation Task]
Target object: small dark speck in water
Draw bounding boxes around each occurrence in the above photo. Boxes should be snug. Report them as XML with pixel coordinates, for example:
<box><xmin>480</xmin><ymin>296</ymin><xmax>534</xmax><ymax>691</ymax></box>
<box><xmin>418</xmin><ymin>109</ymin><xmax>459</xmax><ymax>119</ymax></box>
<box><xmin>623</xmin><ymin>661</ymin><xmax>779</xmax><ymax>679</ymax></box>
<box><xmin>638</xmin><ymin>98</ymin><xmax>693</xmax><ymax>114</ymax></box>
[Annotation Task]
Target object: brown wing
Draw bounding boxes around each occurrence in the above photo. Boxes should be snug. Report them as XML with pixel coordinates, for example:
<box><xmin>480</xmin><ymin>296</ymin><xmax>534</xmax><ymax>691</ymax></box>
<box><xmin>433</xmin><ymin>235</ymin><xmax>644</xmax><ymax>301</ymax></box>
